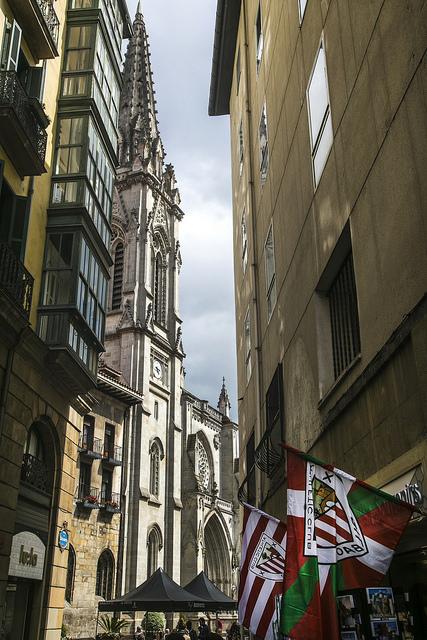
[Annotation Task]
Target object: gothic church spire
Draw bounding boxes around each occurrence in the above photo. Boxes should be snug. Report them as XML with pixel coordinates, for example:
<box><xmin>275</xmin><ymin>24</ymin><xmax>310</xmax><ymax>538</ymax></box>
<box><xmin>217</xmin><ymin>377</ymin><xmax>231</xmax><ymax>418</ymax></box>
<box><xmin>118</xmin><ymin>5</ymin><xmax>163</xmax><ymax>173</ymax></box>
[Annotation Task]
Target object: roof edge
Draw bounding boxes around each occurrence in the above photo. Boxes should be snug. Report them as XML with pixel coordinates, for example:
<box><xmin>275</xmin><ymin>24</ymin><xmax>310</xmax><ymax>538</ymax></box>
<box><xmin>208</xmin><ymin>0</ymin><xmax>242</xmax><ymax>116</ymax></box>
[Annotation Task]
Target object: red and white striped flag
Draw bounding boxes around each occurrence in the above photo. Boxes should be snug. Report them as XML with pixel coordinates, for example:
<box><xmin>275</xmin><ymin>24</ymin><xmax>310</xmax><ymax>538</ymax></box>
<box><xmin>238</xmin><ymin>503</ymin><xmax>287</xmax><ymax>640</ymax></box>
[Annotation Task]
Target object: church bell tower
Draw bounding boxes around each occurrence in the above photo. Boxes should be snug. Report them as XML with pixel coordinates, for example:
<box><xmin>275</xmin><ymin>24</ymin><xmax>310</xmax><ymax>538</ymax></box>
<box><xmin>103</xmin><ymin>3</ymin><xmax>185</xmax><ymax>590</ymax></box>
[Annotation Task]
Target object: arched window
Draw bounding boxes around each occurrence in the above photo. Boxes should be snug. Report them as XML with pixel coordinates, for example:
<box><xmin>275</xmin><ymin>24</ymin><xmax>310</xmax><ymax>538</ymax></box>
<box><xmin>25</xmin><ymin>426</ymin><xmax>45</xmax><ymax>461</ymax></box>
<box><xmin>112</xmin><ymin>242</ymin><xmax>124</xmax><ymax>310</ymax></box>
<box><xmin>153</xmin><ymin>251</ymin><xmax>166</xmax><ymax>325</ymax></box>
<box><xmin>96</xmin><ymin>549</ymin><xmax>114</xmax><ymax>600</ymax></box>
<box><xmin>147</xmin><ymin>527</ymin><xmax>162</xmax><ymax>578</ymax></box>
<box><xmin>21</xmin><ymin>425</ymin><xmax>51</xmax><ymax>494</ymax></box>
<box><xmin>65</xmin><ymin>545</ymin><xmax>76</xmax><ymax>603</ymax></box>
<box><xmin>149</xmin><ymin>441</ymin><xmax>160</xmax><ymax>497</ymax></box>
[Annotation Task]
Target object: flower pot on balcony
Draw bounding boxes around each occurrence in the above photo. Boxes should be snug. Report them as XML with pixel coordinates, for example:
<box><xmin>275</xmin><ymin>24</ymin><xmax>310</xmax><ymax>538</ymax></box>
<box><xmin>78</xmin><ymin>495</ymin><xmax>99</xmax><ymax>509</ymax></box>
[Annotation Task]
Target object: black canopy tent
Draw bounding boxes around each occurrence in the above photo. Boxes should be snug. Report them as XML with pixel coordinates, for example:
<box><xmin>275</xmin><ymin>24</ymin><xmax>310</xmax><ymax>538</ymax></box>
<box><xmin>98</xmin><ymin>568</ymin><xmax>207</xmax><ymax>613</ymax></box>
<box><xmin>184</xmin><ymin>572</ymin><xmax>237</xmax><ymax>612</ymax></box>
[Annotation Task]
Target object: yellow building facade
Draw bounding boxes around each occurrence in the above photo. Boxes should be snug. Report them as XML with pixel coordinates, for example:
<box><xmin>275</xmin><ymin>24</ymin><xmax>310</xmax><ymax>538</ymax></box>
<box><xmin>0</xmin><ymin>0</ymin><xmax>130</xmax><ymax>638</ymax></box>
<box><xmin>210</xmin><ymin>0</ymin><xmax>427</xmax><ymax>637</ymax></box>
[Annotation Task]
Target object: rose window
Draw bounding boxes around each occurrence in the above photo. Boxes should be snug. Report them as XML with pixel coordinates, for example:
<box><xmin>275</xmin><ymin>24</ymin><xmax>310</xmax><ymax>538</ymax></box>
<box><xmin>196</xmin><ymin>440</ymin><xmax>210</xmax><ymax>491</ymax></box>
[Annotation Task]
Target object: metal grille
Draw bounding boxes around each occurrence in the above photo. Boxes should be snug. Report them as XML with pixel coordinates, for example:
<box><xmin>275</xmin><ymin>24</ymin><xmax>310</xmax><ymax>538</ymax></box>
<box><xmin>21</xmin><ymin>453</ymin><xmax>51</xmax><ymax>493</ymax></box>
<box><xmin>329</xmin><ymin>252</ymin><xmax>361</xmax><ymax>379</ymax></box>
<box><xmin>0</xmin><ymin>72</ymin><xmax>48</xmax><ymax>165</ymax></box>
<box><xmin>0</xmin><ymin>243</ymin><xmax>34</xmax><ymax>318</ymax></box>
<box><xmin>35</xmin><ymin>0</ymin><xmax>60</xmax><ymax>47</ymax></box>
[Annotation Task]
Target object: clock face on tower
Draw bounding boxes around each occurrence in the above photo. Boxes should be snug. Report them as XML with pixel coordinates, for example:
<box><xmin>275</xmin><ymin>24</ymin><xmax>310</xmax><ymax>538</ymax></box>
<box><xmin>153</xmin><ymin>359</ymin><xmax>163</xmax><ymax>380</ymax></box>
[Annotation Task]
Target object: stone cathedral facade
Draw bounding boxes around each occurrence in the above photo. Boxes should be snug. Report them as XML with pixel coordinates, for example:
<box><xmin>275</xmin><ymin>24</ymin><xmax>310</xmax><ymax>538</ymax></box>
<box><xmin>103</xmin><ymin>4</ymin><xmax>239</xmax><ymax>601</ymax></box>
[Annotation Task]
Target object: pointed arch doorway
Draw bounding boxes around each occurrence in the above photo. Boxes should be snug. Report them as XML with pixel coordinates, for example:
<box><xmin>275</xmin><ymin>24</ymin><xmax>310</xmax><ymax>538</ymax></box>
<box><xmin>204</xmin><ymin>514</ymin><xmax>232</xmax><ymax>596</ymax></box>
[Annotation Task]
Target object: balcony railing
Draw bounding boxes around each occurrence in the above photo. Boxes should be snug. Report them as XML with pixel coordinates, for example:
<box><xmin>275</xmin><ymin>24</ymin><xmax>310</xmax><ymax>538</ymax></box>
<box><xmin>78</xmin><ymin>434</ymin><xmax>103</xmax><ymax>458</ymax></box>
<box><xmin>237</xmin><ymin>467</ymin><xmax>256</xmax><ymax>505</ymax></box>
<box><xmin>13</xmin><ymin>0</ymin><xmax>59</xmax><ymax>58</ymax></box>
<box><xmin>100</xmin><ymin>490</ymin><xmax>121</xmax><ymax>513</ymax></box>
<box><xmin>76</xmin><ymin>484</ymin><xmax>100</xmax><ymax>508</ymax></box>
<box><xmin>0</xmin><ymin>72</ymin><xmax>48</xmax><ymax>176</ymax></box>
<box><xmin>102</xmin><ymin>444</ymin><xmax>122</xmax><ymax>465</ymax></box>
<box><xmin>21</xmin><ymin>453</ymin><xmax>51</xmax><ymax>494</ymax></box>
<box><xmin>254</xmin><ymin>424</ymin><xmax>283</xmax><ymax>478</ymax></box>
<box><xmin>0</xmin><ymin>244</ymin><xmax>34</xmax><ymax>318</ymax></box>
<box><xmin>35</xmin><ymin>0</ymin><xmax>60</xmax><ymax>47</ymax></box>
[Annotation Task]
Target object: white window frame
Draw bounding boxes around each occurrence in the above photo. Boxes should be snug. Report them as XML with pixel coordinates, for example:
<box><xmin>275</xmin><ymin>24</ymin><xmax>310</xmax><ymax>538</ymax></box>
<box><xmin>259</xmin><ymin>102</ymin><xmax>269</xmax><ymax>182</ymax></box>
<box><xmin>307</xmin><ymin>36</ymin><xmax>333</xmax><ymax>187</ymax></box>
<box><xmin>298</xmin><ymin>0</ymin><xmax>308</xmax><ymax>23</ymax></box>
<box><xmin>264</xmin><ymin>224</ymin><xmax>277</xmax><ymax>320</ymax></box>
<box><xmin>244</xmin><ymin>307</ymin><xmax>252</xmax><ymax>383</ymax></box>
<box><xmin>239</xmin><ymin>119</ymin><xmax>244</xmax><ymax>176</ymax></box>
<box><xmin>1</xmin><ymin>20</ymin><xmax>22</xmax><ymax>72</ymax></box>
<box><xmin>241</xmin><ymin>209</ymin><xmax>248</xmax><ymax>273</ymax></box>
<box><xmin>255</xmin><ymin>3</ymin><xmax>263</xmax><ymax>73</ymax></box>
<box><xmin>236</xmin><ymin>46</ymin><xmax>241</xmax><ymax>94</ymax></box>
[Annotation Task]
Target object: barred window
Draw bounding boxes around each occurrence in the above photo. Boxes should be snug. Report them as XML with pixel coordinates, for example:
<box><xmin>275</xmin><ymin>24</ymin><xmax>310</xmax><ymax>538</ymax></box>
<box><xmin>328</xmin><ymin>252</ymin><xmax>361</xmax><ymax>379</ymax></box>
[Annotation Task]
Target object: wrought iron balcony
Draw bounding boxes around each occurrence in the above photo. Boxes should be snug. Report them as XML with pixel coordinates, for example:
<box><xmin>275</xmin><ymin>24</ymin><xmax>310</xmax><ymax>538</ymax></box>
<box><xmin>102</xmin><ymin>444</ymin><xmax>122</xmax><ymax>466</ymax></box>
<box><xmin>78</xmin><ymin>434</ymin><xmax>103</xmax><ymax>459</ymax></box>
<box><xmin>237</xmin><ymin>466</ymin><xmax>256</xmax><ymax>505</ymax></box>
<box><xmin>100</xmin><ymin>490</ymin><xmax>121</xmax><ymax>513</ymax></box>
<box><xmin>21</xmin><ymin>453</ymin><xmax>52</xmax><ymax>494</ymax></box>
<box><xmin>0</xmin><ymin>72</ymin><xmax>48</xmax><ymax>177</ymax></box>
<box><xmin>0</xmin><ymin>244</ymin><xmax>34</xmax><ymax>319</ymax></box>
<box><xmin>254</xmin><ymin>424</ymin><xmax>284</xmax><ymax>478</ymax></box>
<box><xmin>76</xmin><ymin>484</ymin><xmax>100</xmax><ymax>509</ymax></box>
<box><xmin>13</xmin><ymin>0</ymin><xmax>59</xmax><ymax>59</ymax></box>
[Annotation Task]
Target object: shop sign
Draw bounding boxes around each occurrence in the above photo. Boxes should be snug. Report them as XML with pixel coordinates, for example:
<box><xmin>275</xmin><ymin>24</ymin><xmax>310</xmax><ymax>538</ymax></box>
<box><xmin>8</xmin><ymin>531</ymin><xmax>45</xmax><ymax>581</ymax></box>
<box><xmin>381</xmin><ymin>466</ymin><xmax>425</xmax><ymax>509</ymax></box>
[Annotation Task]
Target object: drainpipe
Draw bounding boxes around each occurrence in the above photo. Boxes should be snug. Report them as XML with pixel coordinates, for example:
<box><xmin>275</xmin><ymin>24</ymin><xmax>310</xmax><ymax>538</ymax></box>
<box><xmin>242</xmin><ymin>0</ymin><xmax>264</xmax><ymax>506</ymax></box>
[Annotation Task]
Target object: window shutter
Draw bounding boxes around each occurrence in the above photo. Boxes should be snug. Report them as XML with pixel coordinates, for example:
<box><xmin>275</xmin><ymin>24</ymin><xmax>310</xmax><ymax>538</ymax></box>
<box><xmin>10</xmin><ymin>196</ymin><xmax>29</xmax><ymax>260</ymax></box>
<box><xmin>27</xmin><ymin>62</ymin><xmax>47</xmax><ymax>100</ymax></box>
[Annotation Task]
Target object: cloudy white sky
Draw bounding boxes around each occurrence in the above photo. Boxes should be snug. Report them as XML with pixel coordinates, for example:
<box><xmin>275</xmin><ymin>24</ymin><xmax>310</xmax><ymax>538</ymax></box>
<box><xmin>126</xmin><ymin>0</ymin><xmax>237</xmax><ymax>419</ymax></box>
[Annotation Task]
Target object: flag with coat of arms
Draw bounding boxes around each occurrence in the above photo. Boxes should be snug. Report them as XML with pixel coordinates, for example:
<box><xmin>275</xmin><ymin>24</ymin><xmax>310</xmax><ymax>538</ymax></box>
<box><xmin>238</xmin><ymin>503</ymin><xmax>286</xmax><ymax>640</ymax></box>
<box><xmin>280</xmin><ymin>445</ymin><xmax>415</xmax><ymax>640</ymax></box>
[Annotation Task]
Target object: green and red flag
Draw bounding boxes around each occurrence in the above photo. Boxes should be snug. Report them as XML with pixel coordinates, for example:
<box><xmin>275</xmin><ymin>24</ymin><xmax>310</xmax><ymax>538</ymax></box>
<box><xmin>281</xmin><ymin>445</ymin><xmax>415</xmax><ymax>639</ymax></box>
